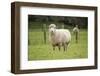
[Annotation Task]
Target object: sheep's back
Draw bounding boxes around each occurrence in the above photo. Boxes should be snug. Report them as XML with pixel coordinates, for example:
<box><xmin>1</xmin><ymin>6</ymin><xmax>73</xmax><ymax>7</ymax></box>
<box><xmin>54</xmin><ymin>29</ymin><xmax>71</xmax><ymax>44</ymax></box>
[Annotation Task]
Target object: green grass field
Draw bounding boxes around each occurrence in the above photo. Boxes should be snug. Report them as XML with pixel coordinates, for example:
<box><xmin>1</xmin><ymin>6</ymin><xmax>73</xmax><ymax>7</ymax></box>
<box><xmin>28</xmin><ymin>29</ymin><xmax>88</xmax><ymax>61</ymax></box>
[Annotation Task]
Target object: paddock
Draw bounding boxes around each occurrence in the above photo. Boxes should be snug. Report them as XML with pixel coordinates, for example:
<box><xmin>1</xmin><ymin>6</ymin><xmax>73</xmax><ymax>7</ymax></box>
<box><xmin>28</xmin><ymin>23</ymin><xmax>88</xmax><ymax>60</ymax></box>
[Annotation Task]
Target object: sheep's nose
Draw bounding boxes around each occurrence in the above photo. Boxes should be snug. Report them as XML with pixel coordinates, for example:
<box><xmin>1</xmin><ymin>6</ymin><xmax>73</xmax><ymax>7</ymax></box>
<box><xmin>51</xmin><ymin>30</ymin><xmax>54</xmax><ymax>33</ymax></box>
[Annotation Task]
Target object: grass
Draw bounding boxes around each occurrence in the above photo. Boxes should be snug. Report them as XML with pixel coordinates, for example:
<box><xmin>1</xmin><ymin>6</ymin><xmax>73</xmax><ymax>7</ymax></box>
<box><xmin>28</xmin><ymin>29</ymin><xmax>88</xmax><ymax>61</ymax></box>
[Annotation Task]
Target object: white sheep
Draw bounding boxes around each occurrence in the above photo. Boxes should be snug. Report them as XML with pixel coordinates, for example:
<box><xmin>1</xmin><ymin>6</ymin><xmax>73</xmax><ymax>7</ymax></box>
<box><xmin>49</xmin><ymin>24</ymin><xmax>71</xmax><ymax>51</ymax></box>
<box><xmin>73</xmin><ymin>25</ymin><xmax>79</xmax><ymax>43</ymax></box>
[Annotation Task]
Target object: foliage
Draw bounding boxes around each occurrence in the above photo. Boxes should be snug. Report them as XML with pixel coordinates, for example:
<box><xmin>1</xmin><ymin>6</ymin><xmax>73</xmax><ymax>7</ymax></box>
<box><xmin>28</xmin><ymin>15</ymin><xmax>88</xmax><ymax>29</ymax></box>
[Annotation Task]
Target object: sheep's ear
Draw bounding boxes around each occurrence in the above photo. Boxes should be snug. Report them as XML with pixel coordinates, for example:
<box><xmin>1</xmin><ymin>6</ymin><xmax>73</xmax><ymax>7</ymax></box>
<box><xmin>49</xmin><ymin>25</ymin><xmax>51</xmax><ymax>28</ymax></box>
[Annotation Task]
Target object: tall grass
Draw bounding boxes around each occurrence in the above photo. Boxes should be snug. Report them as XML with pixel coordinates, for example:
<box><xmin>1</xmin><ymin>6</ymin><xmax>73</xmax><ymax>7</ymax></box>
<box><xmin>28</xmin><ymin>29</ymin><xmax>88</xmax><ymax>60</ymax></box>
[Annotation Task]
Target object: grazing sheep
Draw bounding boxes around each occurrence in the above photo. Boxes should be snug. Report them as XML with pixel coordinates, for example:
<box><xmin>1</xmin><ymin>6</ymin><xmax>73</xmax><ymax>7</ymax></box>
<box><xmin>49</xmin><ymin>24</ymin><xmax>71</xmax><ymax>51</ymax></box>
<box><xmin>73</xmin><ymin>25</ymin><xmax>79</xmax><ymax>43</ymax></box>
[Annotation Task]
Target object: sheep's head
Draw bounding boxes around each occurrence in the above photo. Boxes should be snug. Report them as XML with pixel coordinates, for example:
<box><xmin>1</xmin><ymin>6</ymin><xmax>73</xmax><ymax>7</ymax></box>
<box><xmin>49</xmin><ymin>24</ymin><xmax>56</xmax><ymax>28</ymax></box>
<box><xmin>49</xmin><ymin>24</ymin><xmax>56</xmax><ymax>35</ymax></box>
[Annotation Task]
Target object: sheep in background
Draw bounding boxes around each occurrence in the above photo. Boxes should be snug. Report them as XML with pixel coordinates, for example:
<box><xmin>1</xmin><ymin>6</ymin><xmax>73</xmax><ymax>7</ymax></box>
<box><xmin>73</xmin><ymin>25</ymin><xmax>79</xmax><ymax>43</ymax></box>
<box><xmin>49</xmin><ymin>24</ymin><xmax>71</xmax><ymax>51</ymax></box>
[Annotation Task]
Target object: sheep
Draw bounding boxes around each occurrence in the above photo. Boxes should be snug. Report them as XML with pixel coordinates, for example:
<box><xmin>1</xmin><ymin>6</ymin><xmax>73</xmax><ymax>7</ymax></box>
<box><xmin>49</xmin><ymin>24</ymin><xmax>71</xmax><ymax>51</ymax></box>
<box><xmin>73</xmin><ymin>25</ymin><xmax>79</xmax><ymax>43</ymax></box>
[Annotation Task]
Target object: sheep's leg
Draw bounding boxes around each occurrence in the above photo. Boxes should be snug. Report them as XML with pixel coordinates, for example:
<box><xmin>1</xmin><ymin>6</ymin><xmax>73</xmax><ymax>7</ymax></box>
<box><xmin>58</xmin><ymin>44</ymin><xmax>61</xmax><ymax>51</ymax></box>
<box><xmin>65</xmin><ymin>42</ymin><xmax>69</xmax><ymax>52</ymax></box>
<box><xmin>75</xmin><ymin>32</ymin><xmax>78</xmax><ymax>43</ymax></box>
<box><xmin>53</xmin><ymin>45</ymin><xmax>55</xmax><ymax>51</ymax></box>
<box><xmin>63</xmin><ymin>44</ymin><xmax>66</xmax><ymax>51</ymax></box>
<box><xmin>58</xmin><ymin>46</ymin><xmax>60</xmax><ymax>51</ymax></box>
<box><xmin>66</xmin><ymin>45</ymin><xmax>67</xmax><ymax>51</ymax></box>
<box><xmin>53</xmin><ymin>46</ymin><xmax>55</xmax><ymax>51</ymax></box>
<box><xmin>63</xmin><ymin>43</ymin><xmax>66</xmax><ymax>51</ymax></box>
